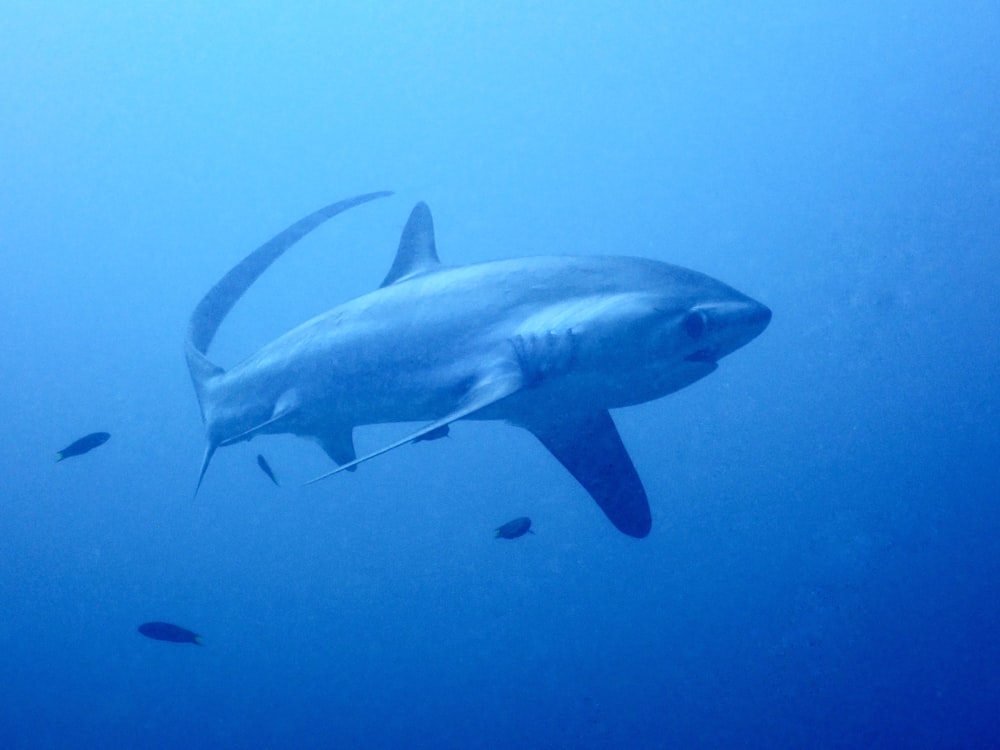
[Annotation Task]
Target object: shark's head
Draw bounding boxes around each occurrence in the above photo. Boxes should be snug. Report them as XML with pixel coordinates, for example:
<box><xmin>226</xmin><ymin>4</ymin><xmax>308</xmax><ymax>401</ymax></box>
<box><xmin>653</xmin><ymin>272</ymin><xmax>771</xmax><ymax>394</ymax></box>
<box><xmin>578</xmin><ymin>265</ymin><xmax>770</xmax><ymax>403</ymax></box>
<box><xmin>679</xmin><ymin>296</ymin><xmax>771</xmax><ymax>366</ymax></box>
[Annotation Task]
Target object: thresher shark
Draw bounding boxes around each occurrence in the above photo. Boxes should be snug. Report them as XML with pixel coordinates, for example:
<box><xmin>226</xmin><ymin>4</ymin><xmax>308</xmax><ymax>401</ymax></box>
<box><xmin>185</xmin><ymin>192</ymin><xmax>770</xmax><ymax>538</ymax></box>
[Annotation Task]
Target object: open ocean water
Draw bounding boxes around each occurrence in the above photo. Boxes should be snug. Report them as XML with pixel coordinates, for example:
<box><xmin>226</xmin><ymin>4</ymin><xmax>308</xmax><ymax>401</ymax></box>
<box><xmin>1</xmin><ymin>2</ymin><xmax>997</xmax><ymax>748</ymax></box>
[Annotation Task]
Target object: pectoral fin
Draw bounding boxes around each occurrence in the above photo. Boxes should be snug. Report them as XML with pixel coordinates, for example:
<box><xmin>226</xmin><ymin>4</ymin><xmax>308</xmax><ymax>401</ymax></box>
<box><xmin>305</xmin><ymin>370</ymin><xmax>523</xmax><ymax>485</ymax></box>
<box><xmin>523</xmin><ymin>410</ymin><xmax>651</xmax><ymax>538</ymax></box>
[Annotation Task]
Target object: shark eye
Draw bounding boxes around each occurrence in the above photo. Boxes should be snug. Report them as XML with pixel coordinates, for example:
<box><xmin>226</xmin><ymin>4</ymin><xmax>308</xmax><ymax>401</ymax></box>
<box><xmin>683</xmin><ymin>310</ymin><xmax>706</xmax><ymax>339</ymax></box>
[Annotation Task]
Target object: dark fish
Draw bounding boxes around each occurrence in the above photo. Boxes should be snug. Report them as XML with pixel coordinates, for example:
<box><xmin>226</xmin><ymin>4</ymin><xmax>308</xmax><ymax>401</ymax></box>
<box><xmin>256</xmin><ymin>454</ymin><xmax>279</xmax><ymax>486</ymax></box>
<box><xmin>55</xmin><ymin>432</ymin><xmax>110</xmax><ymax>462</ymax></box>
<box><xmin>495</xmin><ymin>516</ymin><xmax>533</xmax><ymax>539</ymax></box>
<box><xmin>138</xmin><ymin>621</ymin><xmax>202</xmax><ymax>645</ymax></box>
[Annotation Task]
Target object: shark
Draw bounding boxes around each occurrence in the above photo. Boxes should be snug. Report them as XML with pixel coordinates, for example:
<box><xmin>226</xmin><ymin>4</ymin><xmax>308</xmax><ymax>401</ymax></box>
<box><xmin>185</xmin><ymin>191</ymin><xmax>770</xmax><ymax>538</ymax></box>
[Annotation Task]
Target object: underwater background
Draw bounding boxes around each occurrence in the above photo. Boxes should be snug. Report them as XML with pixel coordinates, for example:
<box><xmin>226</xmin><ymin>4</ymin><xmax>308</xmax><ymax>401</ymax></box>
<box><xmin>2</xmin><ymin>2</ymin><xmax>998</xmax><ymax>748</ymax></box>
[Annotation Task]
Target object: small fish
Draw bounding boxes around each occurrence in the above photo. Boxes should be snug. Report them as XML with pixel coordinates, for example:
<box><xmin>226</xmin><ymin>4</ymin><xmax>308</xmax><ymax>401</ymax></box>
<box><xmin>256</xmin><ymin>454</ymin><xmax>279</xmax><ymax>486</ymax></box>
<box><xmin>55</xmin><ymin>432</ymin><xmax>110</xmax><ymax>462</ymax></box>
<box><xmin>138</xmin><ymin>621</ymin><xmax>202</xmax><ymax>645</ymax></box>
<box><xmin>495</xmin><ymin>516</ymin><xmax>534</xmax><ymax>539</ymax></box>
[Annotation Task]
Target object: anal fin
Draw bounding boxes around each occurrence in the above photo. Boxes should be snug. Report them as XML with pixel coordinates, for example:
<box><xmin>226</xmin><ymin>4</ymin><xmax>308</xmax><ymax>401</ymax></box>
<box><xmin>524</xmin><ymin>410</ymin><xmax>651</xmax><ymax>538</ymax></box>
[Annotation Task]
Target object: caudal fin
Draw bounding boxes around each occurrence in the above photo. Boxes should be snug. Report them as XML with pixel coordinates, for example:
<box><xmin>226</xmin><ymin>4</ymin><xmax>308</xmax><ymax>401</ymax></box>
<box><xmin>185</xmin><ymin>192</ymin><xmax>392</xmax><ymax>490</ymax></box>
<box><xmin>193</xmin><ymin>443</ymin><xmax>217</xmax><ymax>497</ymax></box>
<box><xmin>185</xmin><ymin>191</ymin><xmax>393</xmax><ymax>414</ymax></box>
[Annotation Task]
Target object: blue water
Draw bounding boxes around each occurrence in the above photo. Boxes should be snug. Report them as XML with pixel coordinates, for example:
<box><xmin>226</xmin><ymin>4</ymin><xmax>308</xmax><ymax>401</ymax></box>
<box><xmin>2</xmin><ymin>3</ymin><xmax>998</xmax><ymax>748</ymax></box>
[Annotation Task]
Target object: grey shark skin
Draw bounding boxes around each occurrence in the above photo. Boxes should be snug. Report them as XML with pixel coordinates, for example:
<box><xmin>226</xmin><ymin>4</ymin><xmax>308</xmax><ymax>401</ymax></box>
<box><xmin>186</xmin><ymin>192</ymin><xmax>770</xmax><ymax>538</ymax></box>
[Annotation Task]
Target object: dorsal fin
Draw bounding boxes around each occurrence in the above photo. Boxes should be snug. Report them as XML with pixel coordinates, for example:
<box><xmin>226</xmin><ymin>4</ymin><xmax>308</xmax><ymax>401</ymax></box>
<box><xmin>380</xmin><ymin>202</ymin><xmax>442</xmax><ymax>287</ymax></box>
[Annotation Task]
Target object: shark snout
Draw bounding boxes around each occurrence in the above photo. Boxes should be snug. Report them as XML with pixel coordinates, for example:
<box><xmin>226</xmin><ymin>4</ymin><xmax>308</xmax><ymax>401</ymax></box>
<box><xmin>683</xmin><ymin>298</ymin><xmax>771</xmax><ymax>363</ymax></box>
<box><xmin>727</xmin><ymin>298</ymin><xmax>771</xmax><ymax>356</ymax></box>
<box><xmin>746</xmin><ymin>300</ymin><xmax>771</xmax><ymax>337</ymax></box>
